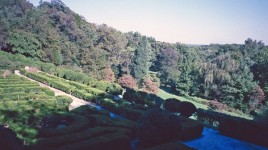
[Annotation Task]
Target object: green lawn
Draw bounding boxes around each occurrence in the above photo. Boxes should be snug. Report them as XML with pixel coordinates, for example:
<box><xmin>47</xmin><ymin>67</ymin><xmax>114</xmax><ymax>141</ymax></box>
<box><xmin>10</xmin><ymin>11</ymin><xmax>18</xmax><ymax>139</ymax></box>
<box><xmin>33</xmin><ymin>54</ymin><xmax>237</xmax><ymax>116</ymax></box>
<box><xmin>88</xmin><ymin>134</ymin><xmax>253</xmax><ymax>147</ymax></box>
<box><xmin>157</xmin><ymin>89</ymin><xmax>253</xmax><ymax>120</ymax></box>
<box><xmin>157</xmin><ymin>89</ymin><xmax>209</xmax><ymax>109</ymax></box>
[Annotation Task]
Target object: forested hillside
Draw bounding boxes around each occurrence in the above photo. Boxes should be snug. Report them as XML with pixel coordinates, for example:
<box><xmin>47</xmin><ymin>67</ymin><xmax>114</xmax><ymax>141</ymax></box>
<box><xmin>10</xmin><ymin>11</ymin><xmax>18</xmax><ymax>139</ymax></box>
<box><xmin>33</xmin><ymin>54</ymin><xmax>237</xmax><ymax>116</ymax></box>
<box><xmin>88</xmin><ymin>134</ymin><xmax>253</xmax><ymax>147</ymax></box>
<box><xmin>1</xmin><ymin>0</ymin><xmax>268</xmax><ymax>114</ymax></box>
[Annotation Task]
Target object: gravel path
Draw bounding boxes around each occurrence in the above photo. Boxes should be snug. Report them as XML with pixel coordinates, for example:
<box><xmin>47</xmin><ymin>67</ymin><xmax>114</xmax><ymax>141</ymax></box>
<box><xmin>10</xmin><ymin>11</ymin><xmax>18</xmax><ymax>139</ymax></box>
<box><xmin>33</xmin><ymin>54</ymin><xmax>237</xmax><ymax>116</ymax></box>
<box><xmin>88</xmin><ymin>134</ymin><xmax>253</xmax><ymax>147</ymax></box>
<box><xmin>14</xmin><ymin>70</ymin><xmax>93</xmax><ymax>110</ymax></box>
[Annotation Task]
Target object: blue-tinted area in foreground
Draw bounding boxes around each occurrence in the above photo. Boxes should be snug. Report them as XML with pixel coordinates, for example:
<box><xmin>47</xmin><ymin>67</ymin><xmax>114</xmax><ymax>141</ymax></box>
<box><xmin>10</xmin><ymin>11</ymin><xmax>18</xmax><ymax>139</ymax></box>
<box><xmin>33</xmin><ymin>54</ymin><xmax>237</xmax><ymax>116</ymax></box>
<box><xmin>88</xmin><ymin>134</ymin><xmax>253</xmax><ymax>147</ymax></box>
<box><xmin>183</xmin><ymin>127</ymin><xmax>267</xmax><ymax>150</ymax></box>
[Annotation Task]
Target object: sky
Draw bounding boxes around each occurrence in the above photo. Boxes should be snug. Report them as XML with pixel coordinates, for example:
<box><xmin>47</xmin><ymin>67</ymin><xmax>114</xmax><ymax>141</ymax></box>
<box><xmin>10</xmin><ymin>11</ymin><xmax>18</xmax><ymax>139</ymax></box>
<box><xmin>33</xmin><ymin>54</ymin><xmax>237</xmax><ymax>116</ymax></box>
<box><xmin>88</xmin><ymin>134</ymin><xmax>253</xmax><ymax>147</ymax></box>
<box><xmin>28</xmin><ymin>0</ymin><xmax>268</xmax><ymax>45</ymax></box>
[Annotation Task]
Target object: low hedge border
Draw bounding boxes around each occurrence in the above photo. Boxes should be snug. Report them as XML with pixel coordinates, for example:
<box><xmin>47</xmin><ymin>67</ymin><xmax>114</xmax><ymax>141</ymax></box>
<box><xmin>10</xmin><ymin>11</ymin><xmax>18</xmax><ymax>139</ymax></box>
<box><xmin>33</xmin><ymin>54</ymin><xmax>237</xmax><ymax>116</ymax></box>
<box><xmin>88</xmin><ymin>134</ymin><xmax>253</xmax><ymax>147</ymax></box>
<box><xmin>38</xmin><ymin>113</ymin><xmax>89</xmax><ymax>138</ymax></box>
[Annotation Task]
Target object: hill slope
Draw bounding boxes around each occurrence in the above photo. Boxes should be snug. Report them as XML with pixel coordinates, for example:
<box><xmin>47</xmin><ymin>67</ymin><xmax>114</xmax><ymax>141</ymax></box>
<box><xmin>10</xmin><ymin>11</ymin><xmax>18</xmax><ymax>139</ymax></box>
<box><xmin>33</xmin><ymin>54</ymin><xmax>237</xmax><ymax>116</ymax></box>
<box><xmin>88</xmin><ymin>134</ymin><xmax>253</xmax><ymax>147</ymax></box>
<box><xmin>1</xmin><ymin>0</ymin><xmax>268</xmax><ymax>114</ymax></box>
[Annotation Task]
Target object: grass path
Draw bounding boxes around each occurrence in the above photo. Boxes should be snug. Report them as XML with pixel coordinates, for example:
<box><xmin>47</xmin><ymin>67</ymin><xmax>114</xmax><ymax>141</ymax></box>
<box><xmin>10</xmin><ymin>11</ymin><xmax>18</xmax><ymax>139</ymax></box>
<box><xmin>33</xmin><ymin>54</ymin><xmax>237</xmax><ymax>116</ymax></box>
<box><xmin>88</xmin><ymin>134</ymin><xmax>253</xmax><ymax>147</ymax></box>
<box><xmin>14</xmin><ymin>70</ymin><xmax>92</xmax><ymax>110</ymax></box>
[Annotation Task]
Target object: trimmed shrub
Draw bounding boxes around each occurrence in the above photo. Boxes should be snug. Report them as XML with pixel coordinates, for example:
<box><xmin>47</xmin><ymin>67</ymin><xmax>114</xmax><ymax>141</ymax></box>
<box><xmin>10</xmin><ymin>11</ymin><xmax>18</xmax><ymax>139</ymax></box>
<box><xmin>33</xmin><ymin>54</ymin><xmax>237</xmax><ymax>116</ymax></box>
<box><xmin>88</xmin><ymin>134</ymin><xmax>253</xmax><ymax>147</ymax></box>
<box><xmin>50</xmin><ymin>82</ymin><xmax>74</xmax><ymax>94</ymax></box>
<box><xmin>25</xmin><ymin>73</ymin><xmax>52</xmax><ymax>85</ymax></box>
<box><xmin>33</xmin><ymin>127</ymin><xmax>121</xmax><ymax>148</ymax></box>
<box><xmin>71</xmin><ymin>105</ymin><xmax>110</xmax><ymax>117</ymax></box>
<box><xmin>4</xmin><ymin>87</ymin><xmax>25</xmax><ymax>93</ymax></box>
<box><xmin>219</xmin><ymin>118</ymin><xmax>268</xmax><ymax>147</ymax></box>
<box><xmin>180</xmin><ymin>116</ymin><xmax>204</xmax><ymax>140</ymax></box>
<box><xmin>123</xmin><ymin>108</ymin><xmax>145</xmax><ymax>121</ymax></box>
<box><xmin>136</xmin><ymin>109</ymin><xmax>182</xmax><ymax>148</ymax></box>
<box><xmin>58</xmin><ymin>133</ymin><xmax>131</xmax><ymax>150</ymax></box>
<box><xmin>86</xmin><ymin>87</ymin><xmax>106</xmax><ymax>97</ymax></box>
<box><xmin>38</xmin><ymin>113</ymin><xmax>89</xmax><ymax>138</ymax></box>
<box><xmin>41</xmin><ymin>88</ymin><xmax>55</xmax><ymax>96</ymax></box>
<box><xmin>40</xmin><ymin>63</ymin><xmax>56</xmax><ymax>75</ymax></box>
<box><xmin>123</xmin><ymin>88</ymin><xmax>164</xmax><ymax>108</ymax></box>
<box><xmin>131</xmin><ymin>104</ymin><xmax>149</xmax><ymax>111</ymax></box>
<box><xmin>177</xmin><ymin>101</ymin><xmax>197</xmax><ymax>117</ymax></box>
<box><xmin>19</xmin><ymin>68</ymin><xmax>27</xmax><ymax>75</ymax></box>
<box><xmin>69</xmin><ymin>81</ymin><xmax>88</xmax><ymax>89</ymax></box>
<box><xmin>163</xmin><ymin>98</ymin><xmax>181</xmax><ymax>113</ymax></box>
<box><xmin>93</xmin><ymin>81</ymin><xmax>108</xmax><ymax>91</ymax></box>
<box><xmin>106</xmin><ymin>83</ymin><xmax>123</xmax><ymax>95</ymax></box>
<box><xmin>72</xmin><ymin>89</ymin><xmax>94</xmax><ymax>101</ymax></box>
<box><xmin>106</xmin><ymin>119</ymin><xmax>136</xmax><ymax>132</ymax></box>
<box><xmin>100</xmin><ymin>98</ymin><xmax>120</xmax><ymax>113</ymax></box>
<box><xmin>55</xmin><ymin>95</ymin><xmax>73</xmax><ymax>106</ymax></box>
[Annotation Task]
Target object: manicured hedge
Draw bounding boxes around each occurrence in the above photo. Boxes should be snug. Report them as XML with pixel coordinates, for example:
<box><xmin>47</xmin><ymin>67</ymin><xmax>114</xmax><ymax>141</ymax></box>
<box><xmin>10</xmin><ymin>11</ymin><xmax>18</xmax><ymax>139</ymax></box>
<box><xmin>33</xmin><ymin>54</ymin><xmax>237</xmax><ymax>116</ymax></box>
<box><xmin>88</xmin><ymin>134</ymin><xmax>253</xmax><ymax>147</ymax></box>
<box><xmin>38</xmin><ymin>113</ymin><xmax>89</xmax><ymax>138</ymax></box>
<box><xmin>55</xmin><ymin>68</ymin><xmax>97</xmax><ymax>86</ymax></box>
<box><xmin>55</xmin><ymin>95</ymin><xmax>73</xmax><ymax>106</ymax></box>
<box><xmin>3</xmin><ymin>87</ymin><xmax>25</xmax><ymax>93</ymax></box>
<box><xmin>219</xmin><ymin>118</ymin><xmax>268</xmax><ymax>147</ymax></box>
<box><xmin>0</xmin><ymin>83</ymin><xmax>39</xmax><ymax>88</ymax></box>
<box><xmin>180</xmin><ymin>116</ymin><xmax>204</xmax><ymax>140</ymax></box>
<box><xmin>86</xmin><ymin>87</ymin><xmax>106</xmax><ymax>97</ymax></box>
<box><xmin>72</xmin><ymin>89</ymin><xmax>94</xmax><ymax>101</ymax></box>
<box><xmin>123</xmin><ymin>88</ymin><xmax>164</xmax><ymax>108</ymax></box>
<box><xmin>52</xmin><ymin>67</ymin><xmax>122</xmax><ymax>95</ymax></box>
<box><xmin>50</xmin><ymin>81</ymin><xmax>74</xmax><ymax>94</ymax></box>
<box><xmin>100</xmin><ymin>98</ymin><xmax>120</xmax><ymax>113</ymax></box>
<box><xmin>32</xmin><ymin>126</ymin><xmax>131</xmax><ymax>149</ymax></box>
<box><xmin>0</xmin><ymin>99</ymin><xmax>69</xmax><ymax>144</ymax></box>
<box><xmin>25</xmin><ymin>73</ymin><xmax>53</xmax><ymax>85</ymax></box>
<box><xmin>123</xmin><ymin>108</ymin><xmax>145</xmax><ymax>121</ymax></box>
<box><xmin>57</xmin><ymin>133</ymin><xmax>131</xmax><ymax>150</ymax></box>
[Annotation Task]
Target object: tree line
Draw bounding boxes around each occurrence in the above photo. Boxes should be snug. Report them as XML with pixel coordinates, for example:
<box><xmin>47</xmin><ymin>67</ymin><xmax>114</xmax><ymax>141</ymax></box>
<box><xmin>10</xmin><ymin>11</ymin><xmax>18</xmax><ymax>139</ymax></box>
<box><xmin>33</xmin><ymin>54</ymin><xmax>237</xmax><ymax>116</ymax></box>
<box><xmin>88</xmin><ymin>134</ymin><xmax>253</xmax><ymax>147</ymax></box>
<box><xmin>0</xmin><ymin>0</ymin><xmax>267</xmax><ymax>113</ymax></box>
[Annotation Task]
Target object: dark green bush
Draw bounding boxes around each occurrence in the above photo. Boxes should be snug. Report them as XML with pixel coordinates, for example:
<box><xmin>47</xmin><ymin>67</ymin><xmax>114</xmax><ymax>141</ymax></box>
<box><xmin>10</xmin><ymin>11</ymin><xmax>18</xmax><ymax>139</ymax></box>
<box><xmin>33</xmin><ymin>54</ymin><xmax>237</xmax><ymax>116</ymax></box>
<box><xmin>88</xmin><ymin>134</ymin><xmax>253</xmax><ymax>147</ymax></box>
<box><xmin>123</xmin><ymin>108</ymin><xmax>145</xmax><ymax>121</ymax></box>
<box><xmin>123</xmin><ymin>88</ymin><xmax>164</xmax><ymax>108</ymax></box>
<box><xmin>136</xmin><ymin>109</ymin><xmax>182</xmax><ymax>148</ymax></box>
<box><xmin>38</xmin><ymin>113</ymin><xmax>89</xmax><ymax>138</ymax></box>
<box><xmin>163</xmin><ymin>98</ymin><xmax>181</xmax><ymax>113</ymax></box>
<box><xmin>219</xmin><ymin>118</ymin><xmax>268</xmax><ymax>147</ymax></box>
<box><xmin>93</xmin><ymin>81</ymin><xmax>108</xmax><ymax>91</ymax></box>
<box><xmin>40</xmin><ymin>63</ymin><xmax>56</xmax><ymax>75</ymax></box>
<box><xmin>106</xmin><ymin>83</ymin><xmax>123</xmax><ymax>95</ymax></box>
<box><xmin>100</xmin><ymin>98</ymin><xmax>121</xmax><ymax>113</ymax></box>
<box><xmin>71</xmin><ymin>105</ymin><xmax>110</xmax><ymax>117</ymax></box>
<box><xmin>33</xmin><ymin>127</ymin><xmax>116</xmax><ymax>148</ymax></box>
<box><xmin>57</xmin><ymin>133</ymin><xmax>131</xmax><ymax>150</ymax></box>
<box><xmin>180</xmin><ymin>116</ymin><xmax>204</xmax><ymax>140</ymax></box>
<box><xmin>177</xmin><ymin>101</ymin><xmax>197</xmax><ymax>117</ymax></box>
<box><xmin>0</xmin><ymin>99</ymin><xmax>69</xmax><ymax>144</ymax></box>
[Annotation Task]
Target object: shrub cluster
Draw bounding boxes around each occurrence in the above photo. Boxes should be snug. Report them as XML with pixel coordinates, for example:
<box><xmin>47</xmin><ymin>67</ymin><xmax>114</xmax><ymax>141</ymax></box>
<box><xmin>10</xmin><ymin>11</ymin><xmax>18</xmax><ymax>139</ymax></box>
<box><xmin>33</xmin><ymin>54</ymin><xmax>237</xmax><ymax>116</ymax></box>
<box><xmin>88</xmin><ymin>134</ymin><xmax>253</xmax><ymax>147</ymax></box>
<box><xmin>24</xmin><ymin>72</ymin><xmax>113</xmax><ymax>101</ymax></box>
<box><xmin>123</xmin><ymin>88</ymin><xmax>164</xmax><ymax>107</ymax></box>
<box><xmin>52</xmin><ymin>68</ymin><xmax>123</xmax><ymax>95</ymax></box>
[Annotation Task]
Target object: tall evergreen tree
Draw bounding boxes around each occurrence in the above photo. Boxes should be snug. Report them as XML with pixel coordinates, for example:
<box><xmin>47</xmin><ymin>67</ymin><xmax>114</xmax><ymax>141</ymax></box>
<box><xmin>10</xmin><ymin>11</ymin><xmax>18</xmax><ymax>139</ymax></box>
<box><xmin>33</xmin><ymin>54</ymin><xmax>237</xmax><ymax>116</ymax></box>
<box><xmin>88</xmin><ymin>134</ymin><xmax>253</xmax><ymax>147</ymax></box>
<box><xmin>131</xmin><ymin>36</ymin><xmax>151</xmax><ymax>85</ymax></box>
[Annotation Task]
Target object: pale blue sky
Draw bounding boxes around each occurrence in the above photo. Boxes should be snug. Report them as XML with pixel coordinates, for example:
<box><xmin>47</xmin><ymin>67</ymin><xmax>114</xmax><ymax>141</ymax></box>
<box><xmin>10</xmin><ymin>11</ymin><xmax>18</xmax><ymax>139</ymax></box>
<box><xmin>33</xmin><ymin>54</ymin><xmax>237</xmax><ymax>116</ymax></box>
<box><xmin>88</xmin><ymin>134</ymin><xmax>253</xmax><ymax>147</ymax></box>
<box><xmin>28</xmin><ymin>0</ymin><xmax>268</xmax><ymax>45</ymax></box>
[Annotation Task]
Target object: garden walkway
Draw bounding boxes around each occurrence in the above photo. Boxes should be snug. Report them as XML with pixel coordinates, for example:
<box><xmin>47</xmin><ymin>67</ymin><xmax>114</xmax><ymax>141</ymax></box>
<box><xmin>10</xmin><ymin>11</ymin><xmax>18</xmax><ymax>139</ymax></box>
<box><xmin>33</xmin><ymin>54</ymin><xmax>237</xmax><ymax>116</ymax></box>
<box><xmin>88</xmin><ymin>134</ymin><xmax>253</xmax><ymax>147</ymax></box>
<box><xmin>14</xmin><ymin>70</ymin><xmax>92</xmax><ymax>110</ymax></box>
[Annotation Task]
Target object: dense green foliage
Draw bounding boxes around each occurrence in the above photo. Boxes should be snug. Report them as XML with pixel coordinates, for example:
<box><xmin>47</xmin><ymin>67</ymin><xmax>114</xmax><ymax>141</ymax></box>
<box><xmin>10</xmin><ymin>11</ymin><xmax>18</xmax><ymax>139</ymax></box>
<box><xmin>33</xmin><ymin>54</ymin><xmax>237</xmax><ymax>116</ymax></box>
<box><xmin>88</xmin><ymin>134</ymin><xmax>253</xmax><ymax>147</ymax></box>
<box><xmin>0</xmin><ymin>0</ymin><xmax>267</xmax><ymax>114</ymax></box>
<box><xmin>0</xmin><ymin>75</ymin><xmax>72</xmax><ymax>144</ymax></box>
